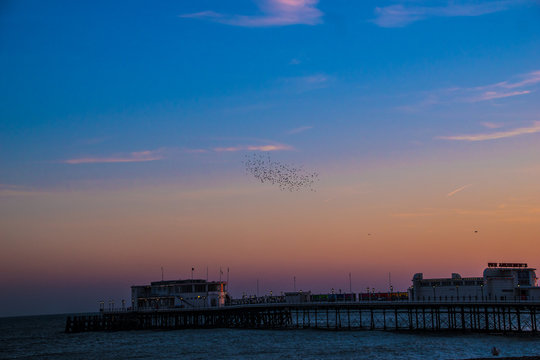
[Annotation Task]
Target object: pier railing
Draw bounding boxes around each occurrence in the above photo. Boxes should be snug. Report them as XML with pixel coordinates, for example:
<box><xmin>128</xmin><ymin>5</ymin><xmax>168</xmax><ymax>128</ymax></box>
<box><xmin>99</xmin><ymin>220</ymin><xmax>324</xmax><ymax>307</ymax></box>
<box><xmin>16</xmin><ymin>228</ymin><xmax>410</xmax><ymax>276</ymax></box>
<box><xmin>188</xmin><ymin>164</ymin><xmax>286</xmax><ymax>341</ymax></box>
<box><xmin>66</xmin><ymin>300</ymin><xmax>540</xmax><ymax>334</ymax></box>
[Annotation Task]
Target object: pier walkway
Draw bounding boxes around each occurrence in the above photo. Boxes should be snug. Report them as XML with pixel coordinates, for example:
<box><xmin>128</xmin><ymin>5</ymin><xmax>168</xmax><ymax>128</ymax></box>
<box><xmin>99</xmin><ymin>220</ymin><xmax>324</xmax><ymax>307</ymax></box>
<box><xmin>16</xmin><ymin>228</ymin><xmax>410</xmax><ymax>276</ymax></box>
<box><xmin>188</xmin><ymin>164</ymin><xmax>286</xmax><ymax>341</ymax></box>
<box><xmin>65</xmin><ymin>301</ymin><xmax>540</xmax><ymax>334</ymax></box>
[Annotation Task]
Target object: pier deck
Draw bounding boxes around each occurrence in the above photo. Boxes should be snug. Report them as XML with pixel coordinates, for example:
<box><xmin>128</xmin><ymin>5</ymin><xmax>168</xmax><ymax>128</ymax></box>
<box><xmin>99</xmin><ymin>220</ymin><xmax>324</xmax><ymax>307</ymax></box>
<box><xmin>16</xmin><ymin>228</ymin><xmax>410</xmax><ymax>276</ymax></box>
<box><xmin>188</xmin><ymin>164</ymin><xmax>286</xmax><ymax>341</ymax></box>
<box><xmin>66</xmin><ymin>301</ymin><xmax>540</xmax><ymax>334</ymax></box>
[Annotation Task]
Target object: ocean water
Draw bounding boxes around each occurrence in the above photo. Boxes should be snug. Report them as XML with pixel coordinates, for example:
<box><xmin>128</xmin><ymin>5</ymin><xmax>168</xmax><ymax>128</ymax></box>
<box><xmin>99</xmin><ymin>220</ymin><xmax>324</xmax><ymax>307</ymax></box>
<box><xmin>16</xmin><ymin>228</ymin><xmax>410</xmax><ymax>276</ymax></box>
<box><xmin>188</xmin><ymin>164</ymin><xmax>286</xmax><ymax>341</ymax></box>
<box><xmin>1</xmin><ymin>314</ymin><xmax>540</xmax><ymax>360</ymax></box>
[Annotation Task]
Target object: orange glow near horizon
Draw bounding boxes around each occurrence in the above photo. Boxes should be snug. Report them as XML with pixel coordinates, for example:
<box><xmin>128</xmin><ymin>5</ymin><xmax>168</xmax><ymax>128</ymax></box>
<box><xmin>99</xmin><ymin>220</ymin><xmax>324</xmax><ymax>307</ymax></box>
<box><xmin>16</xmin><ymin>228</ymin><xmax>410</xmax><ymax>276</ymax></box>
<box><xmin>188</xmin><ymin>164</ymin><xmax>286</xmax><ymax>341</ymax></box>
<box><xmin>2</xmin><ymin>148</ymin><xmax>539</xmax><ymax>306</ymax></box>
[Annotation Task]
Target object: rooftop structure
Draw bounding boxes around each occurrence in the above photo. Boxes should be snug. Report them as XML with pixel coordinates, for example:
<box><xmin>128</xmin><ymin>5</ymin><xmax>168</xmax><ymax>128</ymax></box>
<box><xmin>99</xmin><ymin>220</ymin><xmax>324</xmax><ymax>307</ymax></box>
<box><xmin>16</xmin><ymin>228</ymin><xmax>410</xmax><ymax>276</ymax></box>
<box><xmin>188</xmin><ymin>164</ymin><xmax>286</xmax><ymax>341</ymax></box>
<box><xmin>410</xmin><ymin>262</ymin><xmax>540</xmax><ymax>302</ymax></box>
<box><xmin>131</xmin><ymin>279</ymin><xmax>228</xmax><ymax>310</ymax></box>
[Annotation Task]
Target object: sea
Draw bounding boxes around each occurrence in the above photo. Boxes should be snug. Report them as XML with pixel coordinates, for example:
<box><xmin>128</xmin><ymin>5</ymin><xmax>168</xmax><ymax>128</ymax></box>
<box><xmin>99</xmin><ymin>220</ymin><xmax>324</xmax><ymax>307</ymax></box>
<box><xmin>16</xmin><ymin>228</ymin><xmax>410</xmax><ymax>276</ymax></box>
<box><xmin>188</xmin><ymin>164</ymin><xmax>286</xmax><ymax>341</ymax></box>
<box><xmin>1</xmin><ymin>314</ymin><xmax>540</xmax><ymax>360</ymax></box>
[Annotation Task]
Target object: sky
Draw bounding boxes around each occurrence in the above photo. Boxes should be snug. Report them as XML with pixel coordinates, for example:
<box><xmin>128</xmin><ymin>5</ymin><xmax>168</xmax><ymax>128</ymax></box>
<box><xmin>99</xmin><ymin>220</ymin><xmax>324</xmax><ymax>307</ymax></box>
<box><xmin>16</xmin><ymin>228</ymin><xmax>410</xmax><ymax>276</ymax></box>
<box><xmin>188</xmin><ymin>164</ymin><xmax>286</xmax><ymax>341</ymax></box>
<box><xmin>1</xmin><ymin>0</ymin><xmax>540</xmax><ymax>317</ymax></box>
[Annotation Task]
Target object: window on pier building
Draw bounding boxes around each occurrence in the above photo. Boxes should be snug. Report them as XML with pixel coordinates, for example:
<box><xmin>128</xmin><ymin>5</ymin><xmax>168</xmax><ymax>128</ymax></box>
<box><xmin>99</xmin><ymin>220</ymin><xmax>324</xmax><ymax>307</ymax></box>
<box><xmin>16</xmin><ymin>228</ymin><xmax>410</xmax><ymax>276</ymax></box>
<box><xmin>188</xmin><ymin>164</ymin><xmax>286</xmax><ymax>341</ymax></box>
<box><xmin>180</xmin><ymin>285</ymin><xmax>192</xmax><ymax>293</ymax></box>
<box><xmin>517</xmin><ymin>270</ymin><xmax>531</xmax><ymax>286</ymax></box>
<box><xmin>194</xmin><ymin>284</ymin><xmax>206</xmax><ymax>293</ymax></box>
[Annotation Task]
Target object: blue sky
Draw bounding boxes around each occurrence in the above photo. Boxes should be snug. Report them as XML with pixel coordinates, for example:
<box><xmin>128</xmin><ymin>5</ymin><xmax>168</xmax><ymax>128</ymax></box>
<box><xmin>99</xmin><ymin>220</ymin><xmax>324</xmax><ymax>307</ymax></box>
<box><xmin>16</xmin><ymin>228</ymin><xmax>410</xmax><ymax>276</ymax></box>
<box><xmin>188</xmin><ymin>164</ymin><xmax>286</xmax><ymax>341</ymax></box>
<box><xmin>1</xmin><ymin>0</ymin><xmax>540</xmax><ymax>315</ymax></box>
<box><xmin>2</xmin><ymin>0</ymin><xmax>539</xmax><ymax>189</ymax></box>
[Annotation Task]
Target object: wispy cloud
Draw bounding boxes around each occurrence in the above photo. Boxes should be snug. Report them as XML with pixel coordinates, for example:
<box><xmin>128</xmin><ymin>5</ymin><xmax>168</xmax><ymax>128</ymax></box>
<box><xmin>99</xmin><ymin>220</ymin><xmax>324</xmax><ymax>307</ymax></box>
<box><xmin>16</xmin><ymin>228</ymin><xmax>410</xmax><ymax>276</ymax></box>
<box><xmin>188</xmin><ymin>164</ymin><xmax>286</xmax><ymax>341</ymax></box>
<box><xmin>470</xmin><ymin>90</ymin><xmax>530</xmax><ymax>102</ymax></box>
<box><xmin>63</xmin><ymin>150</ymin><xmax>164</xmax><ymax>164</ymax></box>
<box><xmin>214</xmin><ymin>144</ymin><xmax>293</xmax><ymax>152</ymax></box>
<box><xmin>180</xmin><ymin>0</ymin><xmax>323</xmax><ymax>27</ymax></box>
<box><xmin>289</xmin><ymin>58</ymin><xmax>302</xmax><ymax>65</ymax></box>
<box><xmin>298</xmin><ymin>73</ymin><xmax>329</xmax><ymax>85</ymax></box>
<box><xmin>287</xmin><ymin>126</ymin><xmax>313</xmax><ymax>135</ymax></box>
<box><xmin>373</xmin><ymin>0</ymin><xmax>520</xmax><ymax>28</ymax></box>
<box><xmin>403</xmin><ymin>70</ymin><xmax>540</xmax><ymax>110</ymax></box>
<box><xmin>280</xmin><ymin>73</ymin><xmax>333</xmax><ymax>92</ymax></box>
<box><xmin>501</xmin><ymin>70</ymin><xmax>540</xmax><ymax>89</ymax></box>
<box><xmin>438</xmin><ymin>121</ymin><xmax>540</xmax><ymax>141</ymax></box>
<box><xmin>465</xmin><ymin>70</ymin><xmax>540</xmax><ymax>102</ymax></box>
<box><xmin>481</xmin><ymin>122</ymin><xmax>504</xmax><ymax>129</ymax></box>
<box><xmin>0</xmin><ymin>184</ymin><xmax>49</xmax><ymax>197</ymax></box>
<box><xmin>447</xmin><ymin>184</ymin><xmax>472</xmax><ymax>197</ymax></box>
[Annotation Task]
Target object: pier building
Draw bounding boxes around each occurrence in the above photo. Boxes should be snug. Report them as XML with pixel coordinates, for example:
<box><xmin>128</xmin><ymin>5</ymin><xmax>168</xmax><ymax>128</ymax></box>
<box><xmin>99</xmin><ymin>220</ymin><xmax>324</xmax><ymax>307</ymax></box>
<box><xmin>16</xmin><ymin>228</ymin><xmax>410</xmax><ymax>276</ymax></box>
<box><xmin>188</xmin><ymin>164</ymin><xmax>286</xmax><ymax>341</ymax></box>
<box><xmin>410</xmin><ymin>263</ymin><xmax>540</xmax><ymax>302</ymax></box>
<box><xmin>67</xmin><ymin>262</ymin><xmax>540</xmax><ymax>334</ymax></box>
<box><xmin>131</xmin><ymin>279</ymin><xmax>228</xmax><ymax>310</ymax></box>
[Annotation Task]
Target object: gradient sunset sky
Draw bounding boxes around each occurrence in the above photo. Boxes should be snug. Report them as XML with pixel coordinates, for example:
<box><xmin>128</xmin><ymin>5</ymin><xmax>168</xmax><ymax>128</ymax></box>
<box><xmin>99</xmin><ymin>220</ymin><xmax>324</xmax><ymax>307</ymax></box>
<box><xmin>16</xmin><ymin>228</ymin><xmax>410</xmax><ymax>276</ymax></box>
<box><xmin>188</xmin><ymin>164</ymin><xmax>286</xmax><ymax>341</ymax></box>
<box><xmin>1</xmin><ymin>0</ymin><xmax>540</xmax><ymax>316</ymax></box>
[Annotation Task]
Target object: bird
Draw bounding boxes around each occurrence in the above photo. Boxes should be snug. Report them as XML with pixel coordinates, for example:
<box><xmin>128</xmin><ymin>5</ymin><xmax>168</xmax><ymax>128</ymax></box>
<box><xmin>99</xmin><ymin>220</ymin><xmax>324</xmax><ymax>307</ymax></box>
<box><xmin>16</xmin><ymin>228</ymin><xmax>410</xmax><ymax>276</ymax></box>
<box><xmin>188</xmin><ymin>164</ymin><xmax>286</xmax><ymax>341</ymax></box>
<box><xmin>243</xmin><ymin>153</ymin><xmax>319</xmax><ymax>192</ymax></box>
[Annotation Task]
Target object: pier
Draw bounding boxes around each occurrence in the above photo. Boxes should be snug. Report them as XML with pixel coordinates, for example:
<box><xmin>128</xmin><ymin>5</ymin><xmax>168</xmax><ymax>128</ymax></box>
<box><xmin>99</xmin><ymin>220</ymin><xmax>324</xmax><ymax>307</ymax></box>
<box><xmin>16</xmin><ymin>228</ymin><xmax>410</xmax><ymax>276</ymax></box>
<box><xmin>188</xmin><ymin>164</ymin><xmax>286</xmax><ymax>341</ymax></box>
<box><xmin>65</xmin><ymin>301</ymin><xmax>540</xmax><ymax>334</ymax></box>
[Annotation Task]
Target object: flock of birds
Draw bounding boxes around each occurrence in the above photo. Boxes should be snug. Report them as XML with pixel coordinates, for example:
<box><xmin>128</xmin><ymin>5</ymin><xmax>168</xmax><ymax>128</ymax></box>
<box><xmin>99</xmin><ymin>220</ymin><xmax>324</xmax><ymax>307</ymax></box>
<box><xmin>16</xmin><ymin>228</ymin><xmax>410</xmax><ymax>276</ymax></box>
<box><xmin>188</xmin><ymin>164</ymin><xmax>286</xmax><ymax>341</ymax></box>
<box><xmin>243</xmin><ymin>153</ymin><xmax>319</xmax><ymax>192</ymax></box>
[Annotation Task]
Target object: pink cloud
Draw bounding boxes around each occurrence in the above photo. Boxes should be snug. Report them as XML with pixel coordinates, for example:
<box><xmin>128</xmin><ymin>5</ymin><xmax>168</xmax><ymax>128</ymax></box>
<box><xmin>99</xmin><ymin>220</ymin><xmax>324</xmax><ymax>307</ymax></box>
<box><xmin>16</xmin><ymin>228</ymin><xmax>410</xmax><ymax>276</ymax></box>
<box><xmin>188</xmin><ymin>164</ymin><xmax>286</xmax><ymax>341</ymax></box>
<box><xmin>481</xmin><ymin>122</ymin><xmax>504</xmax><ymax>129</ymax></box>
<box><xmin>63</xmin><ymin>150</ymin><xmax>164</xmax><ymax>164</ymax></box>
<box><xmin>438</xmin><ymin>121</ymin><xmax>540</xmax><ymax>141</ymax></box>
<box><xmin>180</xmin><ymin>0</ymin><xmax>323</xmax><ymax>27</ymax></box>
<box><xmin>499</xmin><ymin>70</ymin><xmax>540</xmax><ymax>89</ymax></box>
<box><xmin>287</xmin><ymin>126</ymin><xmax>313</xmax><ymax>135</ymax></box>
<box><xmin>447</xmin><ymin>184</ymin><xmax>472</xmax><ymax>197</ymax></box>
<box><xmin>406</xmin><ymin>69</ymin><xmax>540</xmax><ymax>108</ymax></box>
<box><xmin>470</xmin><ymin>90</ymin><xmax>531</xmax><ymax>102</ymax></box>
<box><xmin>373</xmin><ymin>1</ymin><xmax>519</xmax><ymax>28</ymax></box>
<box><xmin>214</xmin><ymin>144</ymin><xmax>293</xmax><ymax>152</ymax></box>
<box><xmin>0</xmin><ymin>184</ymin><xmax>49</xmax><ymax>197</ymax></box>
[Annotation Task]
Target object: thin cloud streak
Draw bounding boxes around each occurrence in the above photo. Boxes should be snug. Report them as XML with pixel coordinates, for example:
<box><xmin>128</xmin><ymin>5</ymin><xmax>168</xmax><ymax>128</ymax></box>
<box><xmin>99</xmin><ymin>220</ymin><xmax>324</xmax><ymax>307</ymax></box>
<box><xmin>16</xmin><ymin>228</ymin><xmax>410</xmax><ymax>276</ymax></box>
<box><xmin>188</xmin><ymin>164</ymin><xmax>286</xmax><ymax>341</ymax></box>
<box><xmin>500</xmin><ymin>70</ymin><xmax>540</xmax><ymax>89</ymax></box>
<box><xmin>447</xmin><ymin>184</ymin><xmax>472</xmax><ymax>197</ymax></box>
<box><xmin>405</xmin><ymin>70</ymin><xmax>540</xmax><ymax>109</ymax></box>
<box><xmin>470</xmin><ymin>90</ymin><xmax>530</xmax><ymax>102</ymax></box>
<box><xmin>438</xmin><ymin>121</ymin><xmax>540</xmax><ymax>141</ymax></box>
<box><xmin>287</xmin><ymin>126</ymin><xmax>313</xmax><ymax>135</ymax></box>
<box><xmin>481</xmin><ymin>122</ymin><xmax>504</xmax><ymax>129</ymax></box>
<box><xmin>63</xmin><ymin>150</ymin><xmax>164</xmax><ymax>164</ymax></box>
<box><xmin>214</xmin><ymin>144</ymin><xmax>293</xmax><ymax>152</ymax></box>
<box><xmin>464</xmin><ymin>70</ymin><xmax>540</xmax><ymax>102</ymax></box>
<box><xmin>0</xmin><ymin>184</ymin><xmax>50</xmax><ymax>197</ymax></box>
<box><xmin>280</xmin><ymin>73</ymin><xmax>333</xmax><ymax>92</ymax></box>
<box><xmin>180</xmin><ymin>0</ymin><xmax>323</xmax><ymax>27</ymax></box>
<box><xmin>373</xmin><ymin>0</ymin><xmax>520</xmax><ymax>28</ymax></box>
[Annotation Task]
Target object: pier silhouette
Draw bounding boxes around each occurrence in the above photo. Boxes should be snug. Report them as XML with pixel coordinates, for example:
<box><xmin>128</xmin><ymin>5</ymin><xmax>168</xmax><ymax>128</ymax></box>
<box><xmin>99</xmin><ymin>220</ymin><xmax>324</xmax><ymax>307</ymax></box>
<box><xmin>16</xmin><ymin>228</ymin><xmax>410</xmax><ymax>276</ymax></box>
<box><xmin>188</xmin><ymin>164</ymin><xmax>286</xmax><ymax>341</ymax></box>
<box><xmin>66</xmin><ymin>299</ymin><xmax>540</xmax><ymax>334</ymax></box>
